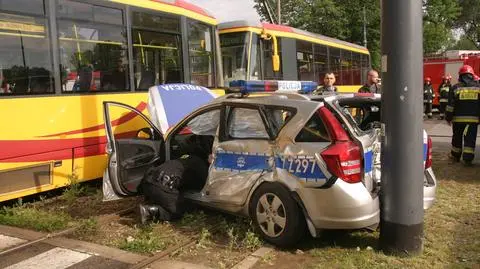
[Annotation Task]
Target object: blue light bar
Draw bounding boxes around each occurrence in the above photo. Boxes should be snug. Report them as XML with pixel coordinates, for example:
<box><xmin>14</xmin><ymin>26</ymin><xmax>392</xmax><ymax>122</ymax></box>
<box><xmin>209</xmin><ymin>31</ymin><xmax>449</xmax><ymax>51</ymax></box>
<box><xmin>228</xmin><ymin>80</ymin><xmax>318</xmax><ymax>94</ymax></box>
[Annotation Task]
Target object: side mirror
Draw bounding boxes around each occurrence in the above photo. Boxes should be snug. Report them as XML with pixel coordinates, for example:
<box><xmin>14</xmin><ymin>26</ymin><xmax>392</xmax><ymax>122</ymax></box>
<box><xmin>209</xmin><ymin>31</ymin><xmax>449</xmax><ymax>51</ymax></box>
<box><xmin>136</xmin><ymin>127</ymin><xmax>155</xmax><ymax>140</ymax></box>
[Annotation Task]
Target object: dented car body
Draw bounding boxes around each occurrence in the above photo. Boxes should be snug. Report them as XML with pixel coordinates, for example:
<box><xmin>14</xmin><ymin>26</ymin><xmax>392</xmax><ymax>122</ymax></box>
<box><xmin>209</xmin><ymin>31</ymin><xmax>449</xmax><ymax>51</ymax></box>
<box><xmin>102</xmin><ymin>90</ymin><xmax>436</xmax><ymax>247</ymax></box>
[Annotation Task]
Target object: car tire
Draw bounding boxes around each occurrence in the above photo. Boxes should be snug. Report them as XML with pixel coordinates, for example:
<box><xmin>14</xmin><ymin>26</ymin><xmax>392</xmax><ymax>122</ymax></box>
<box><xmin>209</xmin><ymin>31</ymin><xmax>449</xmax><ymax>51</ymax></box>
<box><xmin>249</xmin><ymin>182</ymin><xmax>306</xmax><ymax>248</ymax></box>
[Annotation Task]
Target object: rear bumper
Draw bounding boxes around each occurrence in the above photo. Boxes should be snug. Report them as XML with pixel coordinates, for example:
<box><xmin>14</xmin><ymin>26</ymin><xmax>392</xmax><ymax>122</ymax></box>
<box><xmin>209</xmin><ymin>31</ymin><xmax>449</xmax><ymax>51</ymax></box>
<box><xmin>424</xmin><ymin>167</ymin><xmax>437</xmax><ymax>210</ymax></box>
<box><xmin>297</xmin><ymin>180</ymin><xmax>379</xmax><ymax>230</ymax></box>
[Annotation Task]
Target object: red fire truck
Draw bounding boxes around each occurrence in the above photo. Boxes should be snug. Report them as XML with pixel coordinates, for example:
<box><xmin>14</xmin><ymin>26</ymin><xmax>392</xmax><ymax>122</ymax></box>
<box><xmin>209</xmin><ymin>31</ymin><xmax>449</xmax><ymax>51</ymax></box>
<box><xmin>424</xmin><ymin>50</ymin><xmax>480</xmax><ymax>107</ymax></box>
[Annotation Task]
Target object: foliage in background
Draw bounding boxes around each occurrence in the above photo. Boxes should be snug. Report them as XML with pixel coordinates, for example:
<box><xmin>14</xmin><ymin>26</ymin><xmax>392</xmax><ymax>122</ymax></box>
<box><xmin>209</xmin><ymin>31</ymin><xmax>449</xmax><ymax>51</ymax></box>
<box><xmin>455</xmin><ymin>0</ymin><xmax>480</xmax><ymax>49</ymax></box>
<box><xmin>254</xmin><ymin>0</ymin><xmax>470</xmax><ymax>66</ymax></box>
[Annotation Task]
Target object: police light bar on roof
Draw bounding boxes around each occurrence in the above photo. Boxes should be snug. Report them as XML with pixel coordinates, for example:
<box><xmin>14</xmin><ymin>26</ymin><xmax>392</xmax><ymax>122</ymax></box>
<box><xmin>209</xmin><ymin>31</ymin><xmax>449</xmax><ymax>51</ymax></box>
<box><xmin>229</xmin><ymin>80</ymin><xmax>318</xmax><ymax>94</ymax></box>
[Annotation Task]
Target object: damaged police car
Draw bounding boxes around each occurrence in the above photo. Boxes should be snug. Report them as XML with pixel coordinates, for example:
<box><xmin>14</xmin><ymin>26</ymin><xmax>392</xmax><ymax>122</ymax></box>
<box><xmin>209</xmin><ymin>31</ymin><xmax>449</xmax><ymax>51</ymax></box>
<box><xmin>102</xmin><ymin>82</ymin><xmax>436</xmax><ymax>247</ymax></box>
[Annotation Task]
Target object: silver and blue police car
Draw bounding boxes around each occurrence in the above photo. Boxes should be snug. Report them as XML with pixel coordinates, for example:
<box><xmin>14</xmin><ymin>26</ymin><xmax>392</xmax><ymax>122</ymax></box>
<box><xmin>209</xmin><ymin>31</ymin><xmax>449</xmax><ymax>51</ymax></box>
<box><xmin>102</xmin><ymin>81</ymin><xmax>436</xmax><ymax>247</ymax></box>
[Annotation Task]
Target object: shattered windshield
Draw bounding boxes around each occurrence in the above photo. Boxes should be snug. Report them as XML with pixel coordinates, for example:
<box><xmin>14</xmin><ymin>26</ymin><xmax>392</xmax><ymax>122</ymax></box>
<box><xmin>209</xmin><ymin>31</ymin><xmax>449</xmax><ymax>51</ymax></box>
<box><xmin>336</xmin><ymin>99</ymin><xmax>381</xmax><ymax>132</ymax></box>
<box><xmin>186</xmin><ymin>109</ymin><xmax>220</xmax><ymax>136</ymax></box>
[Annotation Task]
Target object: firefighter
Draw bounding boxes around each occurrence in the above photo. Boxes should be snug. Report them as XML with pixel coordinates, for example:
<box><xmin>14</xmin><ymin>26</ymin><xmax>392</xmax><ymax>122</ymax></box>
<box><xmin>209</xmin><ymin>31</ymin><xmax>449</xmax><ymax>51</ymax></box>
<box><xmin>445</xmin><ymin>65</ymin><xmax>480</xmax><ymax>166</ymax></box>
<box><xmin>438</xmin><ymin>74</ymin><xmax>451</xmax><ymax>120</ymax></box>
<box><xmin>474</xmin><ymin>74</ymin><xmax>480</xmax><ymax>83</ymax></box>
<box><xmin>423</xmin><ymin>77</ymin><xmax>434</xmax><ymax>119</ymax></box>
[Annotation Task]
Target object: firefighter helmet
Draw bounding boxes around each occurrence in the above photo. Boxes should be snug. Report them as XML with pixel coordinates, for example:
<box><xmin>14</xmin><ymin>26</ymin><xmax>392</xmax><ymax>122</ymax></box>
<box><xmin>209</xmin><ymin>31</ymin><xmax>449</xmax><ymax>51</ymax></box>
<box><xmin>442</xmin><ymin>74</ymin><xmax>452</xmax><ymax>81</ymax></box>
<box><xmin>425</xmin><ymin>77</ymin><xmax>431</xmax><ymax>82</ymax></box>
<box><xmin>459</xmin><ymin>65</ymin><xmax>475</xmax><ymax>76</ymax></box>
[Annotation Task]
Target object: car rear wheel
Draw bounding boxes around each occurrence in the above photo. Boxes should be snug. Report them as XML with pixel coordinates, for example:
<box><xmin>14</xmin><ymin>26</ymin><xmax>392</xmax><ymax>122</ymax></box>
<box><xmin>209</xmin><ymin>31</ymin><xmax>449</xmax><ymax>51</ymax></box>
<box><xmin>249</xmin><ymin>183</ymin><xmax>306</xmax><ymax>248</ymax></box>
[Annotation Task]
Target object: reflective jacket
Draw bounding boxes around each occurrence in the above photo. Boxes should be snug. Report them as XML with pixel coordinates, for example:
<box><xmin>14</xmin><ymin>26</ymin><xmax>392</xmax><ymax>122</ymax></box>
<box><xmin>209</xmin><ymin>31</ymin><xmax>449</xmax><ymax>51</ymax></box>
<box><xmin>423</xmin><ymin>84</ymin><xmax>434</xmax><ymax>103</ymax></box>
<box><xmin>438</xmin><ymin>83</ymin><xmax>450</xmax><ymax>103</ymax></box>
<box><xmin>445</xmin><ymin>81</ymin><xmax>480</xmax><ymax>123</ymax></box>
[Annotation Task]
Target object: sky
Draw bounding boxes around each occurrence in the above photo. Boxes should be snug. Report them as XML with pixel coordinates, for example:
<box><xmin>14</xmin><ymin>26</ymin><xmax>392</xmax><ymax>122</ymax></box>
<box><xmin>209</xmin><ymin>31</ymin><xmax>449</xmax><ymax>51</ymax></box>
<box><xmin>186</xmin><ymin>0</ymin><xmax>261</xmax><ymax>23</ymax></box>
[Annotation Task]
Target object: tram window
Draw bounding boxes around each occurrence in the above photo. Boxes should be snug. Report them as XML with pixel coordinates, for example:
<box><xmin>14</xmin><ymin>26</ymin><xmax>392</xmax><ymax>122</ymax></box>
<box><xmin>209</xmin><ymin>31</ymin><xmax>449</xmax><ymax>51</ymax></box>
<box><xmin>132</xmin><ymin>30</ymin><xmax>182</xmax><ymax>90</ymax></box>
<box><xmin>250</xmin><ymin>34</ymin><xmax>261</xmax><ymax>80</ymax></box>
<box><xmin>57</xmin><ymin>3</ymin><xmax>128</xmax><ymax>92</ymax></box>
<box><xmin>341</xmin><ymin>50</ymin><xmax>352</xmax><ymax>85</ymax></box>
<box><xmin>329</xmin><ymin>47</ymin><xmax>341</xmax><ymax>85</ymax></box>
<box><xmin>0</xmin><ymin>0</ymin><xmax>45</xmax><ymax>15</ymax></box>
<box><xmin>0</xmin><ymin>12</ymin><xmax>54</xmax><ymax>95</ymax></box>
<box><xmin>361</xmin><ymin>54</ymin><xmax>370</xmax><ymax>84</ymax></box>
<box><xmin>57</xmin><ymin>0</ymin><xmax>123</xmax><ymax>25</ymax></box>
<box><xmin>132</xmin><ymin>12</ymin><xmax>180</xmax><ymax>33</ymax></box>
<box><xmin>352</xmin><ymin>53</ymin><xmax>362</xmax><ymax>85</ymax></box>
<box><xmin>187</xmin><ymin>20</ymin><xmax>214</xmax><ymax>87</ymax></box>
<box><xmin>313</xmin><ymin>44</ymin><xmax>327</xmax><ymax>85</ymax></box>
<box><xmin>263</xmin><ymin>38</ymin><xmax>282</xmax><ymax>80</ymax></box>
<box><xmin>296</xmin><ymin>41</ymin><xmax>314</xmax><ymax>81</ymax></box>
<box><xmin>220</xmin><ymin>32</ymin><xmax>248</xmax><ymax>86</ymax></box>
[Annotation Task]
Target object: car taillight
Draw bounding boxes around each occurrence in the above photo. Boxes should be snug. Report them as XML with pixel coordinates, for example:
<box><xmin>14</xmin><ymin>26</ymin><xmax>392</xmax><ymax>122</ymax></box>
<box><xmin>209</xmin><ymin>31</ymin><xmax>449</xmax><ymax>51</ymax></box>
<box><xmin>318</xmin><ymin>107</ymin><xmax>362</xmax><ymax>184</ymax></box>
<box><xmin>425</xmin><ymin>136</ymin><xmax>432</xmax><ymax>169</ymax></box>
<box><xmin>321</xmin><ymin>141</ymin><xmax>362</xmax><ymax>183</ymax></box>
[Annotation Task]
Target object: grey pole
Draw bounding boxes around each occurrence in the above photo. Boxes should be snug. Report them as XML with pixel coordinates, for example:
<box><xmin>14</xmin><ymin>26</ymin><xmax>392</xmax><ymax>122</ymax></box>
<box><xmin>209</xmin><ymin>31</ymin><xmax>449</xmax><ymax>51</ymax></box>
<box><xmin>277</xmin><ymin>0</ymin><xmax>281</xmax><ymax>24</ymax></box>
<box><xmin>363</xmin><ymin>6</ymin><xmax>367</xmax><ymax>48</ymax></box>
<box><xmin>379</xmin><ymin>0</ymin><xmax>424</xmax><ymax>256</ymax></box>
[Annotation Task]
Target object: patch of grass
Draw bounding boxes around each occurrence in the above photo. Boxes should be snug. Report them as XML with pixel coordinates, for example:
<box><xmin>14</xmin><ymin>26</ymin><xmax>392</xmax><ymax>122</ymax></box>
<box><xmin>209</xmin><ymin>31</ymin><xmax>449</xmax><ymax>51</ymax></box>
<box><xmin>253</xmin><ymin>152</ymin><xmax>480</xmax><ymax>269</ymax></box>
<box><xmin>118</xmin><ymin>225</ymin><xmax>170</xmax><ymax>254</ymax></box>
<box><xmin>179</xmin><ymin>211</ymin><xmax>208</xmax><ymax>227</ymax></box>
<box><xmin>242</xmin><ymin>230</ymin><xmax>262</xmax><ymax>251</ymax></box>
<box><xmin>62</xmin><ymin>169</ymin><xmax>87</xmax><ymax>204</ymax></box>
<box><xmin>227</xmin><ymin>226</ymin><xmax>240</xmax><ymax>250</ymax></box>
<box><xmin>74</xmin><ymin>218</ymin><xmax>98</xmax><ymax>237</ymax></box>
<box><xmin>221</xmin><ymin>217</ymin><xmax>263</xmax><ymax>251</ymax></box>
<box><xmin>0</xmin><ymin>201</ymin><xmax>72</xmax><ymax>232</ymax></box>
<box><xmin>196</xmin><ymin>228</ymin><xmax>211</xmax><ymax>249</ymax></box>
<box><xmin>261</xmin><ymin>251</ymin><xmax>277</xmax><ymax>265</ymax></box>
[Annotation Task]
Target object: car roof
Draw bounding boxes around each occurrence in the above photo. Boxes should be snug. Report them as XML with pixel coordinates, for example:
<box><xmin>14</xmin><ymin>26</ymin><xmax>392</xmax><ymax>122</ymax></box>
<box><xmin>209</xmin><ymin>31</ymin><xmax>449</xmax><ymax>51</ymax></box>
<box><xmin>213</xmin><ymin>92</ymin><xmax>381</xmax><ymax>104</ymax></box>
<box><xmin>207</xmin><ymin>92</ymin><xmax>322</xmax><ymax>116</ymax></box>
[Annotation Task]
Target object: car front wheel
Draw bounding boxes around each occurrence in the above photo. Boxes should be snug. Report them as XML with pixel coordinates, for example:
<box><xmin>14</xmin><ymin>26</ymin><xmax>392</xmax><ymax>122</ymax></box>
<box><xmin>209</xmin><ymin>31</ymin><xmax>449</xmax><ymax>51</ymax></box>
<box><xmin>249</xmin><ymin>183</ymin><xmax>306</xmax><ymax>248</ymax></box>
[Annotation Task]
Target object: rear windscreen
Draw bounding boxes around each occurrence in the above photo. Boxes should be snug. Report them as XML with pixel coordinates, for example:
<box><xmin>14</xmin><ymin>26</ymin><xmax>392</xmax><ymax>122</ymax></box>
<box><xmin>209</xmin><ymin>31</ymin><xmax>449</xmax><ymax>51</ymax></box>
<box><xmin>337</xmin><ymin>99</ymin><xmax>381</xmax><ymax>131</ymax></box>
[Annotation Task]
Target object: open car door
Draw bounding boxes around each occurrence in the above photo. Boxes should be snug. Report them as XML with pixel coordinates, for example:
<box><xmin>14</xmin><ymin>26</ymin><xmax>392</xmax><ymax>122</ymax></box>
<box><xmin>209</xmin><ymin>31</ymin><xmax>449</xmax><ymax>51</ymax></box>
<box><xmin>103</xmin><ymin>101</ymin><xmax>165</xmax><ymax>201</ymax></box>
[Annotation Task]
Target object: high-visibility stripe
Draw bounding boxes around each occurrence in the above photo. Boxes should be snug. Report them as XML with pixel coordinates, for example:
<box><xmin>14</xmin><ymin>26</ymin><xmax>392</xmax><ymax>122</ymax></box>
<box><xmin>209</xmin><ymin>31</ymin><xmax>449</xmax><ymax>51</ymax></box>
<box><xmin>464</xmin><ymin>147</ymin><xmax>475</xmax><ymax>154</ymax></box>
<box><xmin>454</xmin><ymin>88</ymin><xmax>480</xmax><ymax>93</ymax></box>
<box><xmin>451</xmin><ymin>147</ymin><xmax>462</xmax><ymax>153</ymax></box>
<box><xmin>446</xmin><ymin>106</ymin><xmax>454</xmax><ymax>112</ymax></box>
<box><xmin>439</xmin><ymin>98</ymin><xmax>448</xmax><ymax>102</ymax></box>
<box><xmin>4</xmin><ymin>247</ymin><xmax>91</xmax><ymax>269</ymax></box>
<box><xmin>463</xmin><ymin>125</ymin><xmax>470</xmax><ymax>137</ymax></box>
<box><xmin>0</xmin><ymin>235</ymin><xmax>26</xmax><ymax>250</ymax></box>
<box><xmin>453</xmin><ymin>116</ymin><xmax>479</xmax><ymax>123</ymax></box>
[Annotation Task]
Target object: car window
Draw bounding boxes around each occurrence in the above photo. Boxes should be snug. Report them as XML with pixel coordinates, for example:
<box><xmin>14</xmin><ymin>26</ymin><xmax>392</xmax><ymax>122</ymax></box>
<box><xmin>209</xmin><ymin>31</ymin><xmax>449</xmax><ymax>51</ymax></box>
<box><xmin>295</xmin><ymin>112</ymin><xmax>330</xmax><ymax>142</ymax></box>
<box><xmin>227</xmin><ymin>107</ymin><xmax>269</xmax><ymax>139</ymax></box>
<box><xmin>263</xmin><ymin>107</ymin><xmax>294</xmax><ymax>137</ymax></box>
<box><xmin>339</xmin><ymin>103</ymin><xmax>380</xmax><ymax>131</ymax></box>
<box><xmin>185</xmin><ymin>109</ymin><xmax>220</xmax><ymax>136</ymax></box>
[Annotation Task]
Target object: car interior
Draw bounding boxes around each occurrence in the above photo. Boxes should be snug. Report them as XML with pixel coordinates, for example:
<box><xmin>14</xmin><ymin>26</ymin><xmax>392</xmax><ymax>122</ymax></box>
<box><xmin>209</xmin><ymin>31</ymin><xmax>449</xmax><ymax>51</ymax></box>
<box><xmin>337</xmin><ymin>99</ymin><xmax>381</xmax><ymax>131</ymax></box>
<box><xmin>168</xmin><ymin>109</ymin><xmax>220</xmax><ymax>191</ymax></box>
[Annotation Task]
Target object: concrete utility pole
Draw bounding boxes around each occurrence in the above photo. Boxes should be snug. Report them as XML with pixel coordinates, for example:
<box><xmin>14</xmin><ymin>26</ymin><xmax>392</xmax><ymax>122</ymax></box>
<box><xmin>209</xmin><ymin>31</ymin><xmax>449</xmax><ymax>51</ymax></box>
<box><xmin>277</xmin><ymin>0</ymin><xmax>281</xmax><ymax>24</ymax></box>
<box><xmin>379</xmin><ymin>0</ymin><xmax>424</xmax><ymax>256</ymax></box>
<box><xmin>363</xmin><ymin>6</ymin><xmax>367</xmax><ymax>48</ymax></box>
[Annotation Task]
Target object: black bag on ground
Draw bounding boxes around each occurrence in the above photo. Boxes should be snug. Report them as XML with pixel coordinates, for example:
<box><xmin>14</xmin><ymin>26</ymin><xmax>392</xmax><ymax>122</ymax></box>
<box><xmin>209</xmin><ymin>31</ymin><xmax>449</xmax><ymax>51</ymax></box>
<box><xmin>139</xmin><ymin>155</ymin><xmax>209</xmax><ymax>221</ymax></box>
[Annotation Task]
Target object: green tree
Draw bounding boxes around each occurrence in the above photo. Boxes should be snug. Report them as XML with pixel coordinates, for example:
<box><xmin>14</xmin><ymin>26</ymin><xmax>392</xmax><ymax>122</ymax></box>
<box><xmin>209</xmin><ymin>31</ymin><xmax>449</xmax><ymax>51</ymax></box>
<box><xmin>449</xmin><ymin>35</ymin><xmax>478</xmax><ymax>50</ymax></box>
<box><xmin>253</xmin><ymin>0</ymin><xmax>381</xmax><ymax>70</ymax></box>
<box><xmin>455</xmin><ymin>0</ymin><xmax>480</xmax><ymax>49</ymax></box>
<box><xmin>422</xmin><ymin>0</ymin><xmax>461</xmax><ymax>54</ymax></box>
<box><xmin>253</xmin><ymin>0</ymin><xmax>460</xmax><ymax>66</ymax></box>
